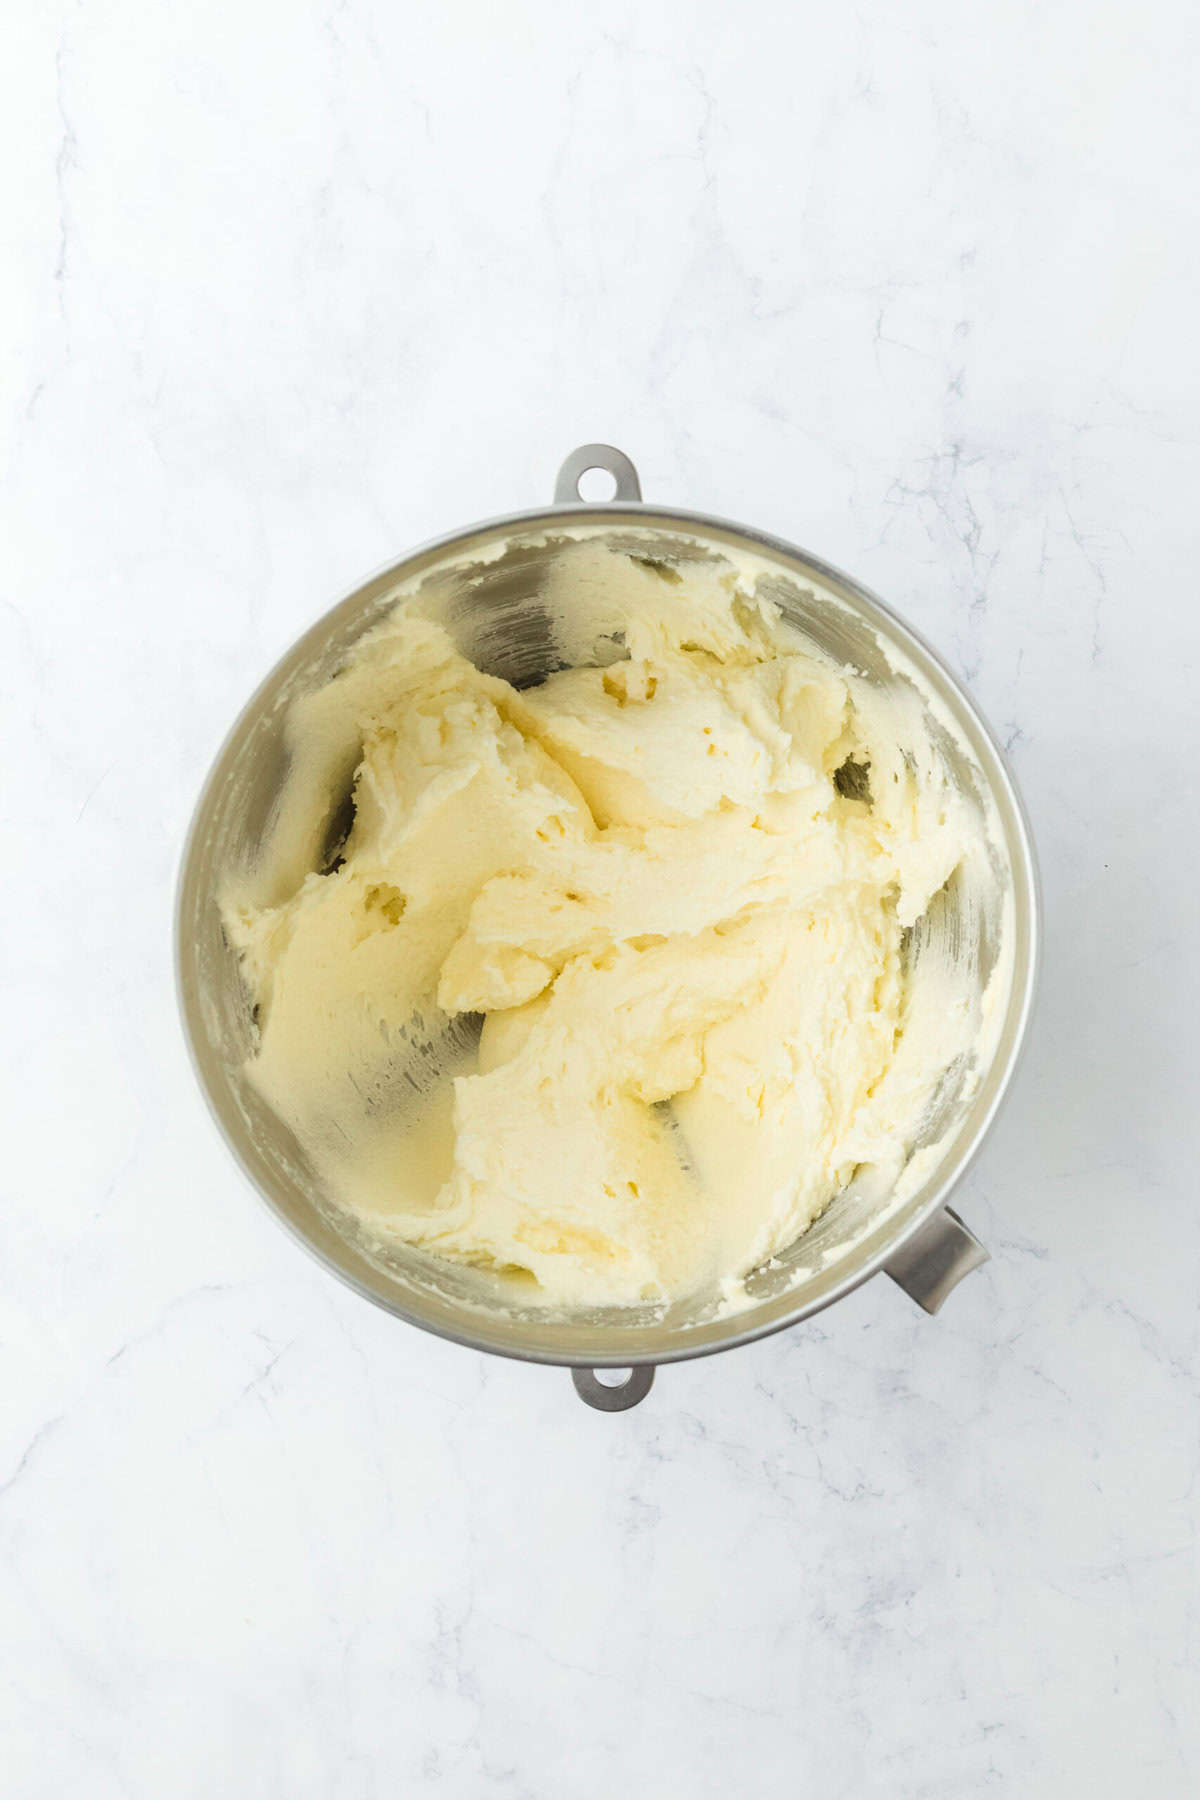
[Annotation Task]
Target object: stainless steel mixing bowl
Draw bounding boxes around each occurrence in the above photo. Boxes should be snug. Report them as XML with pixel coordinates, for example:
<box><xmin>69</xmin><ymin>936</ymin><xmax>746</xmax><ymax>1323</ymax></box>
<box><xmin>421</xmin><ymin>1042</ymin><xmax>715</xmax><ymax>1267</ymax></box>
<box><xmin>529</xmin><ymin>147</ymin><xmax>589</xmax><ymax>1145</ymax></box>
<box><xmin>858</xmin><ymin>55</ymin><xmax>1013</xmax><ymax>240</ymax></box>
<box><xmin>177</xmin><ymin>445</ymin><xmax>1039</xmax><ymax>1410</ymax></box>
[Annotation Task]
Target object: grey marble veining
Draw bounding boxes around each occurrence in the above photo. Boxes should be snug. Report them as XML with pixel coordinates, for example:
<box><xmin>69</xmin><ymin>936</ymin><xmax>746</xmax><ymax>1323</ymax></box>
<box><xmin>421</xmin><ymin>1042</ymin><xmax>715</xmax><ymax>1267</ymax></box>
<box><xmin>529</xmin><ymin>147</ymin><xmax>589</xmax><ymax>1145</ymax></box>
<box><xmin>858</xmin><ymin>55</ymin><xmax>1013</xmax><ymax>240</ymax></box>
<box><xmin>2</xmin><ymin>2</ymin><xmax>1198</xmax><ymax>1795</ymax></box>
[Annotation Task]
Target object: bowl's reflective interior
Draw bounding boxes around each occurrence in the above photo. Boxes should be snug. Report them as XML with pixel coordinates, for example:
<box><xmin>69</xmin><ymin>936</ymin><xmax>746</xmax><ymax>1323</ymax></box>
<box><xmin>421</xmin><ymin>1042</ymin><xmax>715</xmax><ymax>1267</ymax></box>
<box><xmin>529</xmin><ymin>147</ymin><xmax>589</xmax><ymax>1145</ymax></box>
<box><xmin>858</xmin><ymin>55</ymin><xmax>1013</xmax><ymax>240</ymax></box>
<box><xmin>179</xmin><ymin>513</ymin><xmax>1032</xmax><ymax>1364</ymax></box>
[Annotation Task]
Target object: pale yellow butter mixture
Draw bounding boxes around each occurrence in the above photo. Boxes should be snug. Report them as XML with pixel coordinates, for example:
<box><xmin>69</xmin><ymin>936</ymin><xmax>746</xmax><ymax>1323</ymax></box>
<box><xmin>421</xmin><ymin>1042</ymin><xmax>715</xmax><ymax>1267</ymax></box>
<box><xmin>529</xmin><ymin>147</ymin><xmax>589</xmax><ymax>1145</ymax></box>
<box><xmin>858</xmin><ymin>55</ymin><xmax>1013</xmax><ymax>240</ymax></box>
<box><xmin>226</xmin><ymin>544</ymin><xmax>979</xmax><ymax>1308</ymax></box>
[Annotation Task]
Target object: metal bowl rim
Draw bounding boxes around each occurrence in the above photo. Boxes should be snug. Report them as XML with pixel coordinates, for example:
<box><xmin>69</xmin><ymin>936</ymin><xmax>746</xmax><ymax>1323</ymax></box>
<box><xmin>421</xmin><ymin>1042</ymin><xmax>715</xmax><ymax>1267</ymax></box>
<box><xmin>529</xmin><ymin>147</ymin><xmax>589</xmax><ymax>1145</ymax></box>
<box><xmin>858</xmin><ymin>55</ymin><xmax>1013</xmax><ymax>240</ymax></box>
<box><xmin>176</xmin><ymin>498</ymin><xmax>1041</xmax><ymax>1368</ymax></box>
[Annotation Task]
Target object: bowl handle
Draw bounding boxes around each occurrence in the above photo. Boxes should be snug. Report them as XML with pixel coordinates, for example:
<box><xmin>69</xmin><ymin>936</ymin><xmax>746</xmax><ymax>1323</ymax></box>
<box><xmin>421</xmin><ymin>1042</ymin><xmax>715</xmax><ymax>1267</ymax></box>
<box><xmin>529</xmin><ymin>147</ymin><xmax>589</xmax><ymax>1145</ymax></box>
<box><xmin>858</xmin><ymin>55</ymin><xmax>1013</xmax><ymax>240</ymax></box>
<box><xmin>571</xmin><ymin>1365</ymin><xmax>655</xmax><ymax>1411</ymax></box>
<box><xmin>884</xmin><ymin>1206</ymin><xmax>989</xmax><ymax>1314</ymax></box>
<box><xmin>554</xmin><ymin>444</ymin><xmax>643</xmax><ymax>505</ymax></box>
<box><xmin>567</xmin><ymin>1210</ymin><xmax>986</xmax><ymax>1408</ymax></box>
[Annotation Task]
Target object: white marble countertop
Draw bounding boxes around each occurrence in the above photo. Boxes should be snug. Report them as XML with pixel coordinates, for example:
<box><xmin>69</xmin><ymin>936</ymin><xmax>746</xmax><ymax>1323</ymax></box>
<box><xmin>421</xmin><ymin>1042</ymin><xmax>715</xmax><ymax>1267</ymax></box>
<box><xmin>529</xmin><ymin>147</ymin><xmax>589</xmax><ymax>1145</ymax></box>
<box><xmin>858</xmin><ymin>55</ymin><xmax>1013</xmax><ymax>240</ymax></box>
<box><xmin>4</xmin><ymin>2</ymin><xmax>1198</xmax><ymax>1794</ymax></box>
